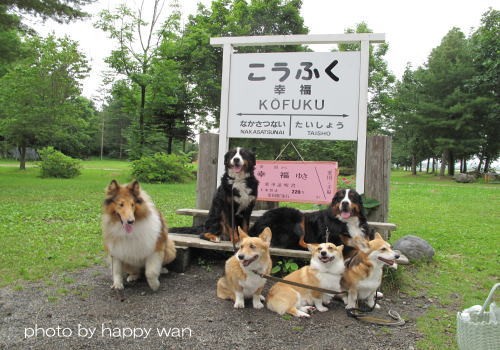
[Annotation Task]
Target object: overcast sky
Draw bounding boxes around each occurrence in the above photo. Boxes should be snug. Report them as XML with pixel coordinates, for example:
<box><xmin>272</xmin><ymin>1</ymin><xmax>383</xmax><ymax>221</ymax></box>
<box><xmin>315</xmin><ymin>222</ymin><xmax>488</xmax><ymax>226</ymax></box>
<box><xmin>31</xmin><ymin>0</ymin><xmax>499</xmax><ymax>104</ymax></box>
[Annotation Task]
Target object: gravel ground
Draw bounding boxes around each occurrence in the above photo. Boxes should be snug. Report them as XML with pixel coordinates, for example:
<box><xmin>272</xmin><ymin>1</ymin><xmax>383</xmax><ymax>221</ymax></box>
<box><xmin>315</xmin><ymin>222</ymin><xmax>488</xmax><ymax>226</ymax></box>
<box><xmin>0</xmin><ymin>252</ymin><xmax>426</xmax><ymax>350</ymax></box>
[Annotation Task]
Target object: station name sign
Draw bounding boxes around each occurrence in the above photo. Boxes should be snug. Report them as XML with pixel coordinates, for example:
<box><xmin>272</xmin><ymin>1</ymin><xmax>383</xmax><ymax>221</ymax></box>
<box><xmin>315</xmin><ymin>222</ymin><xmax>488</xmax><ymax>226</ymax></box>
<box><xmin>228</xmin><ymin>52</ymin><xmax>361</xmax><ymax>141</ymax></box>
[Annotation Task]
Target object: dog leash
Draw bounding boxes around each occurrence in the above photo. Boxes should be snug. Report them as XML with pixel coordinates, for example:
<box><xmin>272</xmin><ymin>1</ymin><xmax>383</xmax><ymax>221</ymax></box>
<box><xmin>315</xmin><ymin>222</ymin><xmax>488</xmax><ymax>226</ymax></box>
<box><xmin>255</xmin><ymin>270</ymin><xmax>405</xmax><ymax>326</ymax></box>
<box><xmin>252</xmin><ymin>270</ymin><xmax>346</xmax><ymax>296</ymax></box>
<box><xmin>346</xmin><ymin>308</ymin><xmax>405</xmax><ymax>326</ymax></box>
<box><xmin>230</xmin><ymin>184</ymin><xmax>239</xmax><ymax>253</ymax></box>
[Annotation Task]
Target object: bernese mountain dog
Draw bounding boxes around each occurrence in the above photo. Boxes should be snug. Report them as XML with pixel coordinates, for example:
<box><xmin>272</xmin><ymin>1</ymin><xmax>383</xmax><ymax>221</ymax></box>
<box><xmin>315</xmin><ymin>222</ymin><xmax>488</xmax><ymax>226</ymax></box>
<box><xmin>201</xmin><ymin>147</ymin><xmax>259</xmax><ymax>242</ymax></box>
<box><xmin>249</xmin><ymin>189</ymin><xmax>373</xmax><ymax>254</ymax></box>
<box><xmin>172</xmin><ymin>147</ymin><xmax>258</xmax><ymax>243</ymax></box>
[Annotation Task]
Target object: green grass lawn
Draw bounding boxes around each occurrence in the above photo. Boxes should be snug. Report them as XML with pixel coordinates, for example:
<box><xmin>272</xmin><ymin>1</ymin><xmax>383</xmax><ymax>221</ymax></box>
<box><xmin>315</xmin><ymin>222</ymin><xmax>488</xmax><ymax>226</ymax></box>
<box><xmin>0</xmin><ymin>161</ymin><xmax>498</xmax><ymax>349</ymax></box>
<box><xmin>0</xmin><ymin>160</ymin><xmax>195</xmax><ymax>287</ymax></box>
<box><xmin>389</xmin><ymin>171</ymin><xmax>499</xmax><ymax>349</ymax></box>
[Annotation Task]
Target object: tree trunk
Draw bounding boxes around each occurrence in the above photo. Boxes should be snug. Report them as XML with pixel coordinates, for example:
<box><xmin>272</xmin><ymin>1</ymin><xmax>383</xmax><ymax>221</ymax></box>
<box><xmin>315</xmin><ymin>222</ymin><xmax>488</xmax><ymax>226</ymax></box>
<box><xmin>477</xmin><ymin>156</ymin><xmax>483</xmax><ymax>173</ymax></box>
<box><xmin>440</xmin><ymin>150</ymin><xmax>447</xmax><ymax>176</ymax></box>
<box><xmin>463</xmin><ymin>158</ymin><xmax>467</xmax><ymax>173</ymax></box>
<box><xmin>448</xmin><ymin>151</ymin><xmax>455</xmax><ymax>176</ymax></box>
<box><xmin>426</xmin><ymin>158</ymin><xmax>430</xmax><ymax>173</ymax></box>
<box><xmin>167</xmin><ymin>136</ymin><xmax>173</xmax><ymax>154</ymax></box>
<box><xmin>18</xmin><ymin>145</ymin><xmax>26</xmax><ymax>170</ymax></box>
<box><xmin>484</xmin><ymin>156</ymin><xmax>490</xmax><ymax>173</ymax></box>
<box><xmin>411</xmin><ymin>154</ymin><xmax>417</xmax><ymax>175</ymax></box>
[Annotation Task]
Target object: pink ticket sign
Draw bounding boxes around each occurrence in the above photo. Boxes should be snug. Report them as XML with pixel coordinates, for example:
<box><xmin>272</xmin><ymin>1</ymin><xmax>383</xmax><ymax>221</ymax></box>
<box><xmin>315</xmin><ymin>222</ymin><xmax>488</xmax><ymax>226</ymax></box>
<box><xmin>255</xmin><ymin>161</ymin><xmax>338</xmax><ymax>204</ymax></box>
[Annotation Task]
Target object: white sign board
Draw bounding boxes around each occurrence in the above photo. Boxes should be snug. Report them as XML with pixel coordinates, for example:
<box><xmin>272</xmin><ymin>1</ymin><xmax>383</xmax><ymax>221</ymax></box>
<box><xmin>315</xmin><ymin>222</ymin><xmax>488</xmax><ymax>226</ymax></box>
<box><xmin>228</xmin><ymin>52</ymin><xmax>360</xmax><ymax>140</ymax></box>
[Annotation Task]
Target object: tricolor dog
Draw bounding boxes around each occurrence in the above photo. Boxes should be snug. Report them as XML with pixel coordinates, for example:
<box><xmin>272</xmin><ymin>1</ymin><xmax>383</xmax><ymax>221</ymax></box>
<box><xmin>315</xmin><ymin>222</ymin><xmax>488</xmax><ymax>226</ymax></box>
<box><xmin>250</xmin><ymin>189</ymin><xmax>372</xmax><ymax>255</ymax></box>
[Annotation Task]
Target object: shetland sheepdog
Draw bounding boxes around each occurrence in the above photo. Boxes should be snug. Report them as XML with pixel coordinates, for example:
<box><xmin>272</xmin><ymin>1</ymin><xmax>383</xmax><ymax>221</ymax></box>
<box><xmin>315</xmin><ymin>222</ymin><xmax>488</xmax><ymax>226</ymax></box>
<box><xmin>102</xmin><ymin>180</ymin><xmax>176</xmax><ymax>291</ymax></box>
<box><xmin>341</xmin><ymin>232</ymin><xmax>399</xmax><ymax>310</ymax></box>
<box><xmin>266</xmin><ymin>243</ymin><xmax>345</xmax><ymax>317</ymax></box>
<box><xmin>217</xmin><ymin>227</ymin><xmax>272</xmax><ymax>309</ymax></box>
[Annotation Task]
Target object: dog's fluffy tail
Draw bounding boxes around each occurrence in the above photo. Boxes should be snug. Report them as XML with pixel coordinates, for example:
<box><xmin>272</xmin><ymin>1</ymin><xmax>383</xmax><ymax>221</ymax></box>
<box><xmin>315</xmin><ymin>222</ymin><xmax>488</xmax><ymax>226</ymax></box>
<box><xmin>164</xmin><ymin>237</ymin><xmax>177</xmax><ymax>264</ymax></box>
<box><xmin>169</xmin><ymin>225</ymin><xmax>204</xmax><ymax>235</ymax></box>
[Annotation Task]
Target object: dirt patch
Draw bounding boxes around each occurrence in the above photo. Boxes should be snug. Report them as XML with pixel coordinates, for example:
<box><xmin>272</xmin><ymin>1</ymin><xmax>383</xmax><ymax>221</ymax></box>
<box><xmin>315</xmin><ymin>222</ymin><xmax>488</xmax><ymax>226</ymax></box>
<box><xmin>0</xmin><ymin>253</ymin><xmax>425</xmax><ymax>350</ymax></box>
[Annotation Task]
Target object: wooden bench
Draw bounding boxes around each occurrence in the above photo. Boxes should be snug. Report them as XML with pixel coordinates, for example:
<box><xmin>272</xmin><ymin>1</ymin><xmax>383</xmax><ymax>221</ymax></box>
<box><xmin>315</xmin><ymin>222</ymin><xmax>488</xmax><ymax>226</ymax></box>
<box><xmin>169</xmin><ymin>208</ymin><xmax>404</xmax><ymax>272</ymax></box>
<box><xmin>174</xmin><ymin>208</ymin><xmax>397</xmax><ymax>235</ymax></box>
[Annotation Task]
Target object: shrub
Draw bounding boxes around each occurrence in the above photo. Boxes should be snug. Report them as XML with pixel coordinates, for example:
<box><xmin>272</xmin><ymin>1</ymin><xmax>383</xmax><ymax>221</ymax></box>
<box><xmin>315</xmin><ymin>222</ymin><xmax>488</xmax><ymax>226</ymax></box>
<box><xmin>131</xmin><ymin>152</ymin><xmax>194</xmax><ymax>184</ymax></box>
<box><xmin>38</xmin><ymin>147</ymin><xmax>82</xmax><ymax>178</ymax></box>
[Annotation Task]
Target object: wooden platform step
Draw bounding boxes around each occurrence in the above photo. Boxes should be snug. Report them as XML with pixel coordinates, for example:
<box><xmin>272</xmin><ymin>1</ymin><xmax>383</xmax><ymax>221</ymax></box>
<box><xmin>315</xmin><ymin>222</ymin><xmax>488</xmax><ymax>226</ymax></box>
<box><xmin>168</xmin><ymin>233</ymin><xmax>409</xmax><ymax>265</ymax></box>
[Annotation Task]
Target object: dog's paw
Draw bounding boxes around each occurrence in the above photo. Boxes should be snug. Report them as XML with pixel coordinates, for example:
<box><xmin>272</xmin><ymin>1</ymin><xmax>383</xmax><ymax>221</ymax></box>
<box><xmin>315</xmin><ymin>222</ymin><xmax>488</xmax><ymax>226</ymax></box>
<box><xmin>296</xmin><ymin>310</ymin><xmax>311</xmax><ymax>318</ymax></box>
<box><xmin>316</xmin><ymin>305</ymin><xmax>329</xmax><ymax>312</ymax></box>
<box><xmin>126</xmin><ymin>274</ymin><xmax>140</xmax><ymax>283</ymax></box>
<box><xmin>374</xmin><ymin>303</ymin><xmax>381</xmax><ymax>309</ymax></box>
<box><xmin>253</xmin><ymin>301</ymin><xmax>264</xmax><ymax>309</ymax></box>
<box><xmin>111</xmin><ymin>282</ymin><xmax>124</xmax><ymax>290</ymax></box>
<box><xmin>234</xmin><ymin>300</ymin><xmax>245</xmax><ymax>309</ymax></box>
<box><xmin>160</xmin><ymin>267</ymin><xmax>169</xmax><ymax>274</ymax></box>
<box><xmin>376</xmin><ymin>291</ymin><xmax>384</xmax><ymax>299</ymax></box>
<box><xmin>147</xmin><ymin>278</ymin><xmax>160</xmax><ymax>291</ymax></box>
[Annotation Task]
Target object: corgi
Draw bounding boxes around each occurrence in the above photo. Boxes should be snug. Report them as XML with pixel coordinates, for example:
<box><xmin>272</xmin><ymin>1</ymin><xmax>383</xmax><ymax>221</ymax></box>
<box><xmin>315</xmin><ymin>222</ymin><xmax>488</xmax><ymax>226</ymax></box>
<box><xmin>102</xmin><ymin>180</ymin><xmax>176</xmax><ymax>291</ymax></box>
<box><xmin>217</xmin><ymin>227</ymin><xmax>272</xmax><ymax>309</ymax></box>
<box><xmin>266</xmin><ymin>243</ymin><xmax>345</xmax><ymax>318</ymax></box>
<box><xmin>341</xmin><ymin>232</ymin><xmax>399</xmax><ymax>310</ymax></box>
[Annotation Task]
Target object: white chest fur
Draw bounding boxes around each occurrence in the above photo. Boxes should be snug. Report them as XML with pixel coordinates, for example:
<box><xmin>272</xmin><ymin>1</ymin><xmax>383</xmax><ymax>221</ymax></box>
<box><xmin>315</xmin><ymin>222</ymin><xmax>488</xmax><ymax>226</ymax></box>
<box><xmin>230</xmin><ymin>177</ymin><xmax>255</xmax><ymax>213</ymax></box>
<box><xmin>345</xmin><ymin>216</ymin><xmax>363</xmax><ymax>238</ymax></box>
<box><xmin>311</xmin><ymin>260</ymin><xmax>344</xmax><ymax>292</ymax></box>
<box><xmin>357</xmin><ymin>267</ymin><xmax>383</xmax><ymax>299</ymax></box>
<box><xmin>239</xmin><ymin>270</ymin><xmax>266</xmax><ymax>298</ymax></box>
<box><xmin>105</xmin><ymin>213</ymin><xmax>161</xmax><ymax>267</ymax></box>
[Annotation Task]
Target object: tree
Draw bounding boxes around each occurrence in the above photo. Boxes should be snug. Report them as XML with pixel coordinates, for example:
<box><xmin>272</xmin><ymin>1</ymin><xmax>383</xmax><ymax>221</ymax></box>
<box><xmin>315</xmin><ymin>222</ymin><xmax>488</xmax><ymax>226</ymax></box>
<box><xmin>338</xmin><ymin>22</ymin><xmax>396</xmax><ymax>133</ymax></box>
<box><xmin>181</xmin><ymin>0</ymin><xmax>308</xmax><ymax>128</ymax></box>
<box><xmin>0</xmin><ymin>34</ymin><xmax>90</xmax><ymax>169</ymax></box>
<box><xmin>2</xmin><ymin>0</ymin><xmax>95</xmax><ymax>25</ymax></box>
<box><xmin>391</xmin><ymin>65</ymin><xmax>435</xmax><ymax>174</ymax></box>
<box><xmin>468</xmin><ymin>8</ymin><xmax>500</xmax><ymax>173</ymax></box>
<box><xmin>95</xmin><ymin>0</ymin><xmax>173</xmax><ymax>157</ymax></box>
<box><xmin>0</xmin><ymin>5</ymin><xmax>23</xmax><ymax>77</ymax></box>
<box><xmin>417</xmin><ymin>28</ymin><xmax>475</xmax><ymax>176</ymax></box>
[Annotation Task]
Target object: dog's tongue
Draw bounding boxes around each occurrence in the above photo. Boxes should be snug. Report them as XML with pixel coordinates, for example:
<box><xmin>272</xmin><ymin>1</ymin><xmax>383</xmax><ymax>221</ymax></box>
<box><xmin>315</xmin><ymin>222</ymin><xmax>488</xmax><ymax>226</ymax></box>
<box><xmin>233</xmin><ymin>165</ymin><xmax>242</xmax><ymax>173</ymax></box>
<box><xmin>124</xmin><ymin>224</ymin><xmax>133</xmax><ymax>234</ymax></box>
<box><xmin>341</xmin><ymin>211</ymin><xmax>351</xmax><ymax>219</ymax></box>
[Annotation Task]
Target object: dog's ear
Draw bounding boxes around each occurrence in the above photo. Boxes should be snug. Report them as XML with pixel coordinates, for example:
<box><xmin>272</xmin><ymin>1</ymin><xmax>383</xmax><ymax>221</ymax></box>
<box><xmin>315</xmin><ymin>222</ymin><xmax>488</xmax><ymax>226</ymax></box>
<box><xmin>332</xmin><ymin>189</ymin><xmax>345</xmax><ymax>204</ymax></box>
<box><xmin>224</xmin><ymin>149</ymin><xmax>233</xmax><ymax>168</ymax></box>
<box><xmin>106</xmin><ymin>180</ymin><xmax>120</xmax><ymax>196</ymax></box>
<box><xmin>337</xmin><ymin>244</ymin><xmax>344</xmax><ymax>252</ymax></box>
<box><xmin>374</xmin><ymin>232</ymin><xmax>384</xmax><ymax>241</ymax></box>
<box><xmin>127</xmin><ymin>180</ymin><xmax>141</xmax><ymax>196</ymax></box>
<box><xmin>248</xmin><ymin>149</ymin><xmax>256</xmax><ymax>169</ymax></box>
<box><xmin>307</xmin><ymin>243</ymin><xmax>318</xmax><ymax>253</ymax></box>
<box><xmin>258</xmin><ymin>227</ymin><xmax>272</xmax><ymax>244</ymax></box>
<box><xmin>237</xmin><ymin>226</ymin><xmax>249</xmax><ymax>240</ymax></box>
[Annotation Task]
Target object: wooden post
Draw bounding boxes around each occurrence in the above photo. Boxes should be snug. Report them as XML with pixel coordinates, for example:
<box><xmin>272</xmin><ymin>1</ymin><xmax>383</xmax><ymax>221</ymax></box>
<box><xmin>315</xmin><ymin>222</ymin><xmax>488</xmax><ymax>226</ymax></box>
<box><xmin>194</xmin><ymin>133</ymin><xmax>219</xmax><ymax>226</ymax></box>
<box><xmin>364</xmin><ymin>135</ymin><xmax>391</xmax><ymax>238</ymax></box>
